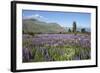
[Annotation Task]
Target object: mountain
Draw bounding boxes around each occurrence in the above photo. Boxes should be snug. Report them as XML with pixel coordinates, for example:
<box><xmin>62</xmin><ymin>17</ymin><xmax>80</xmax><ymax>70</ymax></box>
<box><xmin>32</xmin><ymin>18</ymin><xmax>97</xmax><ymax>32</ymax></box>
<box><xmin>23</xmin><ymin>18</ymin><xmax>66</xmax><ymax>34</ymax></box>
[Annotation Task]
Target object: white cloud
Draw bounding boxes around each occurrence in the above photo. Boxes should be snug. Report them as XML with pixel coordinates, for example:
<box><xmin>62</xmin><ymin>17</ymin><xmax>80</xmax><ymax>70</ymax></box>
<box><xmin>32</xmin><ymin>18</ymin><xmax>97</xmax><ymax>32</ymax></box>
<box><xmin>23</xmin><ymin>14</ymin><xmax>47</xmax><ymax>21</ymax></box>
<box><xmin>34</xmin><ymin>14</ymin><xmax>40</xmax><ymax>17</ymax></box>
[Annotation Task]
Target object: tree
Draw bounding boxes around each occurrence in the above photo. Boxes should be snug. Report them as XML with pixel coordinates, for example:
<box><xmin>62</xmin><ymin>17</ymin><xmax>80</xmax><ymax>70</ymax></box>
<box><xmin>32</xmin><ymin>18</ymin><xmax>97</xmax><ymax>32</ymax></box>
<box><xmin>72</xmin><ymin>21</ymin><xmax>77</xmax><ymax>33</ymax></box>
<box><xmin>81</xmin><ymin>28</ymin><xmax>86</xmax><ymax>33</ymax></box>
<box><xmin>68</xmin><ymin>28</ymin><xmax>71</xmax><ymax>32</ymax></box>
<box><xmin>72</xmin><ymin>21</ymin><xmax>77</xmax><ymax>35</ymax></box>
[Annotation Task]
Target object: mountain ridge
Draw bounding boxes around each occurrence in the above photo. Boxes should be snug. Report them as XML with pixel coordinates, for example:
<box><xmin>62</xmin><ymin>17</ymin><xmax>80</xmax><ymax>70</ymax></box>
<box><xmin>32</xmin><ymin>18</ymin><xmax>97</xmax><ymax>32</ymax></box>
<box><xmin>23</xmin><ymin>18</ymin><xmax>66</xmax><ymax>33</ymax></box>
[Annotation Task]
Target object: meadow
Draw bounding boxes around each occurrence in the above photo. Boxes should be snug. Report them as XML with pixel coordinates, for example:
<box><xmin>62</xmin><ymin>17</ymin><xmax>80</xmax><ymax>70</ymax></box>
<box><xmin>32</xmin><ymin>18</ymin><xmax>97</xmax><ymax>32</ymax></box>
<box><xmin>22</xmin><ymin>33</ymin><xmax>91</xmax><ymax>62</ymax></box>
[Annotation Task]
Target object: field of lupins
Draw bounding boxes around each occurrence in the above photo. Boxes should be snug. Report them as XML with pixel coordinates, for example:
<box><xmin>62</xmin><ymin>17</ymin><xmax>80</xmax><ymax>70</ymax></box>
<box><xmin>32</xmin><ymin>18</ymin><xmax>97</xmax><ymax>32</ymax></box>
<box><xmin>22</xmin><ymin>33</ymin><xmax>91</xmax><ymax>62</ymax></box>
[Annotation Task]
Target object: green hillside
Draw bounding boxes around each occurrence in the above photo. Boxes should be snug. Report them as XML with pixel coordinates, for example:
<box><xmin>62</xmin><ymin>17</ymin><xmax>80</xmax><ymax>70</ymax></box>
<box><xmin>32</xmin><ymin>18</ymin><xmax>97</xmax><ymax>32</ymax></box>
<box><xmin>23</xmin><ymin>18</ymin><xmax>66</xmax><ymax>34</ymax></box>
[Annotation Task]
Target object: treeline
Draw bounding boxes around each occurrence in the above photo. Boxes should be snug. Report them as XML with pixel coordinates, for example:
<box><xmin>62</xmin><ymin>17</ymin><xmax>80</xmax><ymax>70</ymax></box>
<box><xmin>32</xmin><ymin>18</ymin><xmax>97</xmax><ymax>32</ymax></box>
<box><xmin>68</xmin><ymin>21</ymin><xmax>89</xmax><ymax>33</ymax></box>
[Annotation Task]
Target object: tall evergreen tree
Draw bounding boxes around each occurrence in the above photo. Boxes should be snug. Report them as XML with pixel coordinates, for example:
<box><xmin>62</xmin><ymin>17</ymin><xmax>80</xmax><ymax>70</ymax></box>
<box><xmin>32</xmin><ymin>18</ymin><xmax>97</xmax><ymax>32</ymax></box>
<box><xmin>72</xmin><ymin>21</ymin><xmax>77</xmax><ymax>33</ymax></box>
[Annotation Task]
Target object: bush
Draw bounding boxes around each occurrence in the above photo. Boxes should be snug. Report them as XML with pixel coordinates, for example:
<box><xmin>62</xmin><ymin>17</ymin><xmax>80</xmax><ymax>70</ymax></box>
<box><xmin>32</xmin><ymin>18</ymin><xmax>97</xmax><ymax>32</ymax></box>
<box><xmin>81</xmin><ymin>28</ymin><xmax>86</xmax><ymax>33</ymax></box>
<box><xmin>28</xmin><ymin>32</ymin><xmax>35</xmax><ymax>36</ymax></box>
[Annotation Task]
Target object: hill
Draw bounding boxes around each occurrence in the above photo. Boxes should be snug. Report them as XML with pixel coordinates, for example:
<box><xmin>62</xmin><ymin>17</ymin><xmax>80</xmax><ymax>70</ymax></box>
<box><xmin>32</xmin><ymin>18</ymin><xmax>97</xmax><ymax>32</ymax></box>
<box><xmin>23</xmin><ymin>18</ymin><xmax>66</xmax><ymax>33</ymax></box>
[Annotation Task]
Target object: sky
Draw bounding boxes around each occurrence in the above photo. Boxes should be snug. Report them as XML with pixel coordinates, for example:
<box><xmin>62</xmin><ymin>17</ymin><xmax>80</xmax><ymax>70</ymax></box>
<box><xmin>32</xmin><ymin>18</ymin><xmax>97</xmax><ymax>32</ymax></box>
<box><xmin>22</xmin><ymin>10</ymin><xmax>91</xmax><ymax>28</ymax></box>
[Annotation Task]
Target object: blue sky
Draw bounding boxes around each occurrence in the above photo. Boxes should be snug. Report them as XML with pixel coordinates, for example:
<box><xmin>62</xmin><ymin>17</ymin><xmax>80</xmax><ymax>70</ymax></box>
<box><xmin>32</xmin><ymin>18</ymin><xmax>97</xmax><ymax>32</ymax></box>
<box><xmin>22</xmin><ymin>10</ymin><xmax>91</xmax><ymax>28</ymax></box>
